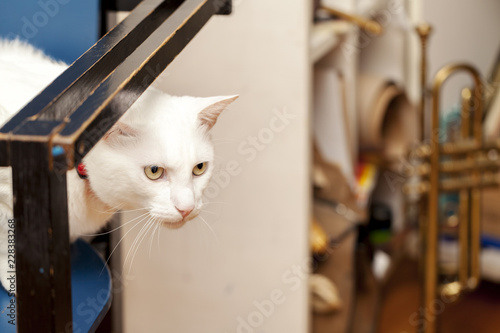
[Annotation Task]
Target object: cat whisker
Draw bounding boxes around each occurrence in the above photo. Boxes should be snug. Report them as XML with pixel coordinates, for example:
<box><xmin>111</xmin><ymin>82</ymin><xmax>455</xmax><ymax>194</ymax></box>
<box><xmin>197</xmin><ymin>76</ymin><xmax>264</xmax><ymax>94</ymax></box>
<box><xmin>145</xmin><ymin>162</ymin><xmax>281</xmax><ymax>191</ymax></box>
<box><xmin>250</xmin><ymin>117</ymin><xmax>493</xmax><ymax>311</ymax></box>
<box><xmin>94</xmin><ymin>202</ymin><xmax>124</xmax><ymax>214</ymax></box>
<box><xmin>200</xmin><ymin>209</ymin><xmax>218</xmax><ymax>215</ymax></box>
<box><xmin>123</xmin><ymin>217</ymin><xmax>153</xmax><ymax>272</ymax></box>
<box><xmin>117</xmin><ymin>207</ymin><xmax>150</xmax><ymax>214</ymax></box>
<box><xmin>199</xmin><ymin>215</ymin><xmax>219</xmax><ymax>243</ymax></box>
<box><xmin>157</xmin><ymin>220</ymin><xmax>162</xmax><ymax>250</ymax></box>
<box><xmin>202</xmin><ymin>201</ymin><xmax>228</xmax><ymax>205</ymax></box>
<box><xmin>127</xmin><ymin>218</ymin><xmax>156</xmax><ymax>274</ymax></box>
<box><xmin>100</xmin><ymin>213</ymin><xmax>148</xmax><ymax>274</ymax></box>
<box><xmin>81</xmin><ymin>211</ymin><xmax>150</xmax><ymax>237</ymax></box>
<box><xmin>148</xmin><ymin>218</ymin><xmax>160</xmax><ymax>258</ymax></box>
<box><xmin>147</xmin><ymin>218</ymin><xmax>157</xmax><ymax>258</ymax></box>
<box><xmin>95</xmin><ymin>205</ymin><xmax>149</xmax><ymax>215</ymax></box>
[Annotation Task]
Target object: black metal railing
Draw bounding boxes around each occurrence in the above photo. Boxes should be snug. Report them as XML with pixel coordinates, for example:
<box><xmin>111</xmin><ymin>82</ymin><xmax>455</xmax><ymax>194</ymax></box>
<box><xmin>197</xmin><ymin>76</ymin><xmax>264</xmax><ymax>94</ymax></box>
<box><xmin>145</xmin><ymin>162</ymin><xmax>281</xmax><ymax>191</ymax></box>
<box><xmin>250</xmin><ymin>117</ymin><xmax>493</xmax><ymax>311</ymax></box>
<box><xmin>0</xmin><ymin>0</ymin><xmax>231</xmax><ymax>331</ymax></box>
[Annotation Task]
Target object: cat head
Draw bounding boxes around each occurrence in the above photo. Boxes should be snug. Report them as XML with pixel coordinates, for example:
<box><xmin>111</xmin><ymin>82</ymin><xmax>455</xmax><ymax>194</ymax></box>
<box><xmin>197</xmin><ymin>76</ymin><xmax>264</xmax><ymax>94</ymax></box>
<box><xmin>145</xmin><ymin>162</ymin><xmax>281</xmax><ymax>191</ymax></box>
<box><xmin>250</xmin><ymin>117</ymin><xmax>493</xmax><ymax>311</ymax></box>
<box><xmin>84</xmin><ymin>88</ymin><xmax>237</xmax><ymax>228</ymax></box>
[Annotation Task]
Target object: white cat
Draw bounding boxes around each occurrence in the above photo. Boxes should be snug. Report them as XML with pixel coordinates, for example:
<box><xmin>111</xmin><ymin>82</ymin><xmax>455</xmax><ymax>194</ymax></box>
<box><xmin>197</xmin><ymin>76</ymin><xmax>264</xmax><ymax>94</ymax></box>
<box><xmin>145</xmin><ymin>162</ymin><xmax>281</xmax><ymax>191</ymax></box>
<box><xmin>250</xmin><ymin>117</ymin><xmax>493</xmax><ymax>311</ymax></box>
<box><xmin>0</xmin><ymin>39</ymin><xmax>237</xmax><ymax>290</ymax></box>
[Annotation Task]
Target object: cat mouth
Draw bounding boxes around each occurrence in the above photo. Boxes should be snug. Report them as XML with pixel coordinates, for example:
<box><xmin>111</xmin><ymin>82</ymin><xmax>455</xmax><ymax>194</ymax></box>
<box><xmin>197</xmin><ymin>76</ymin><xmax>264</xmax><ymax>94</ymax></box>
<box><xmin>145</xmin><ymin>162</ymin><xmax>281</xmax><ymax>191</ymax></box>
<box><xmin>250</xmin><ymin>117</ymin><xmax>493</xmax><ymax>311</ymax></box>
<box><xmin>162</xmin><ymin>220</ymin><xmax>187</xmax><ymax>229</ymax></box>
<box><xmin>157</xmin><ymin>210</ymin><xmax>199</xmax><ymax>229</ymax></box>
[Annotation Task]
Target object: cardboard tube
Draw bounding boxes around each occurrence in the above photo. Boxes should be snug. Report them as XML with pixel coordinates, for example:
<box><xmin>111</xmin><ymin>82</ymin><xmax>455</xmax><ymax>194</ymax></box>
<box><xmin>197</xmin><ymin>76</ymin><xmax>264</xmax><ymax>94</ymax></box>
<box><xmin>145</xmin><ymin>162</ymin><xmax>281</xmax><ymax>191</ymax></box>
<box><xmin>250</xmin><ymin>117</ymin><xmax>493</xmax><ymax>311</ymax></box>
<box><xmin>357</xmin><ymin>74</ymin><xmax>417</xmax><ymax>162</ymax></box>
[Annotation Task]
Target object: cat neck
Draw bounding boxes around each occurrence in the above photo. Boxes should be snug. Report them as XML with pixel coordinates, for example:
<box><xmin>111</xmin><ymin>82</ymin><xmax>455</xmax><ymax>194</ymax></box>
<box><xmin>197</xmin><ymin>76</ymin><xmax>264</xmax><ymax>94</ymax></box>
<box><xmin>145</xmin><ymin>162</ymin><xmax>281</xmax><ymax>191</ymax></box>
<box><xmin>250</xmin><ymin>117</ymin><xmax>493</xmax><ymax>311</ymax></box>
<box><xmin>67</xmin><ymin>169</ymin><xmax>116</xmax><ymax>240</ymax></box>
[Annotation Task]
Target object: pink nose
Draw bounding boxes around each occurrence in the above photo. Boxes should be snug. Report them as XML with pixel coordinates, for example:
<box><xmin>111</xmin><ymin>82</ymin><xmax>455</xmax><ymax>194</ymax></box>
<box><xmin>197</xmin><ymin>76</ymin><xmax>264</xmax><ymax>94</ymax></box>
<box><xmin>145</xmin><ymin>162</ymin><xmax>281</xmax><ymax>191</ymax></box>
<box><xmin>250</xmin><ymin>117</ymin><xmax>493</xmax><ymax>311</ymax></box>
<box><xmin>176</xmin><ymin>207</ymin><xmax>193</xmax><ymax>219</ymax></box>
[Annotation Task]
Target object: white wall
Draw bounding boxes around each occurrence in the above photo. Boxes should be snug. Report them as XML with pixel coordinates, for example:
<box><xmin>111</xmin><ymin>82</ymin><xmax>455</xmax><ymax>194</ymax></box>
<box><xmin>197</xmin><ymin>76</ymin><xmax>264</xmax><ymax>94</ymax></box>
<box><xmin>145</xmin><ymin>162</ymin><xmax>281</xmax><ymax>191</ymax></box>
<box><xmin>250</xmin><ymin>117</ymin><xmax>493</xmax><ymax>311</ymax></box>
<box><xmin>408</xmin><ymin>0</ymin><xmax>500</xmax><ymax>111</ymax></box>
<box><xmin>117</xmin><ymin>1</ymin><xmax>312</xmax><ymax>332</ymax></box>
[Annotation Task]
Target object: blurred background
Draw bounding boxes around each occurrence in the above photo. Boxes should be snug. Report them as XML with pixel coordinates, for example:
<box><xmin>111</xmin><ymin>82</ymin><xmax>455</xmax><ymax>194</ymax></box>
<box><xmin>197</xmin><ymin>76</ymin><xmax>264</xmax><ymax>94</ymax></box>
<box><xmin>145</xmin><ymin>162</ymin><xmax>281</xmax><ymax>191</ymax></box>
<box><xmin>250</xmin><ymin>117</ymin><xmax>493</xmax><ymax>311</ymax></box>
<box><xmin>2</xmin><ymin>0</ymin><xmax>500</xmax><ymax>332</ymax></box>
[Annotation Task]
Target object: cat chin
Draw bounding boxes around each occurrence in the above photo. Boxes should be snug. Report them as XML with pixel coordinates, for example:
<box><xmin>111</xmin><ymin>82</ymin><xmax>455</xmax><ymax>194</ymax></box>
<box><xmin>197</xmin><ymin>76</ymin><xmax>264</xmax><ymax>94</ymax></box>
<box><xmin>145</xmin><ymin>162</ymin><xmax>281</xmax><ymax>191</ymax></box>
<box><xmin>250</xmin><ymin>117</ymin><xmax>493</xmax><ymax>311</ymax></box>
<box><xmin>160</xmin><ymin>211</ymin><xmax>200</xmax><ymax>229</ymax></box>
<box><xmin>162</xmin><ymin>220</ymin><xmax>187</xmax><ymax>230</ymax></box>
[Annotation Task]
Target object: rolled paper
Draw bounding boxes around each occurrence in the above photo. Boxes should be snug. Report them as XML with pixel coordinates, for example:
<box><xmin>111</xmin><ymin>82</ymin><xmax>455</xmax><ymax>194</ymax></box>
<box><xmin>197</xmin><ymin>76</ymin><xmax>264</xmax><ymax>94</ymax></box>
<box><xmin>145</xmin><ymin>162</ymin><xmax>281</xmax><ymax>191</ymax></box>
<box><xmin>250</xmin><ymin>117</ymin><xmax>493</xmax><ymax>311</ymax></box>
<box><xmin>357</xmin><ymin>74</ymin><xmax>417</xmax><ymax>163</ymax></box>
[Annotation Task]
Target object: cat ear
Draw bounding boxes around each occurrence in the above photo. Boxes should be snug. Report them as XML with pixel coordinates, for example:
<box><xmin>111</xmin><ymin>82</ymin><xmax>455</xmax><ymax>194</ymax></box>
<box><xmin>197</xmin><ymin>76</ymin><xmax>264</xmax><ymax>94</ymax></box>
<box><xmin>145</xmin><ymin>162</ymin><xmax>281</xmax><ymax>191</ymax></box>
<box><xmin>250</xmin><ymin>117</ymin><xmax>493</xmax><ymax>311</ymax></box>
<box><xmin>103</xmin><ymin>122</ymin><xmax>138</xmax><ymax>146</ymax></box>
<box><xmin>198</xmin><ymin>95</ymin><xmax>238</xmax><ymax>130</ymax></box>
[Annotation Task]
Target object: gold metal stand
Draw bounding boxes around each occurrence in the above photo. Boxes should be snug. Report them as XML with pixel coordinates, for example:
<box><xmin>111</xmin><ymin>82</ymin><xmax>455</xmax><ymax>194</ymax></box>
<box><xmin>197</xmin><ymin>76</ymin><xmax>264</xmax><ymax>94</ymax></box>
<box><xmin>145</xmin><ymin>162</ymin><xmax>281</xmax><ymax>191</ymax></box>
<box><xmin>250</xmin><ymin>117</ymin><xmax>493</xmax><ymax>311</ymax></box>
<box><xmin>320</xmin><ymin>6</ymin><xmax>383</xmax><ymax>36</ymax></box>
<box><xmin>407</xmin><ymin>23</ymin><xmax>500</xmax><ymax>333</ymax></box>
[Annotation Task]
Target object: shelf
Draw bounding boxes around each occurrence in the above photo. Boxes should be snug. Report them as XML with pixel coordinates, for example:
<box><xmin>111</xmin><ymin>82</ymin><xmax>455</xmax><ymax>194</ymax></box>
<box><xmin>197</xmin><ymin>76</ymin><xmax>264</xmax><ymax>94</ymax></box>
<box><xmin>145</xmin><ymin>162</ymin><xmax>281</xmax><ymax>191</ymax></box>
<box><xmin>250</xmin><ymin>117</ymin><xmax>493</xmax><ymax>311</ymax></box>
<box><xmin>310</xmin><ymin>20</ymin><xmax>350</xmax><ymax>63</ymax></box>
<box><xmin>0</xmin><ymin>240</ymin><xmax>112</xmax><ymax>333</ymax></box>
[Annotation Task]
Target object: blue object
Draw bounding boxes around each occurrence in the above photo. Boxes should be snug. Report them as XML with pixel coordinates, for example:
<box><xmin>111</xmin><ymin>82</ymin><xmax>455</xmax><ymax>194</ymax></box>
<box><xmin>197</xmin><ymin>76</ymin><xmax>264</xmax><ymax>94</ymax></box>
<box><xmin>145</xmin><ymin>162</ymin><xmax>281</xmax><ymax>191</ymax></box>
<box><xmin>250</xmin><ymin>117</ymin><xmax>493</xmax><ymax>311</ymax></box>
<box><xmin>52</xmin><ymin>145</ymin><xmax>65</xmax><ymax>157</ymax></box>
<box><xmin>0</xmin><ymin>239</ymin><xmax>112</xmax><ymax>332</ymax></box>
<box><xmin>482</xmin><ymin>234</ymin><xmax>500</xmax><ymax>249</ymax></box>
<box><xmin>0</xmin><ymin>0</ymin><xmax>100</xmax><ymax>63</ymax></box>
<box><xmin>439</xmin><ymin>234</ymin><xmax>500</xmax><ymax>250</ymax></box>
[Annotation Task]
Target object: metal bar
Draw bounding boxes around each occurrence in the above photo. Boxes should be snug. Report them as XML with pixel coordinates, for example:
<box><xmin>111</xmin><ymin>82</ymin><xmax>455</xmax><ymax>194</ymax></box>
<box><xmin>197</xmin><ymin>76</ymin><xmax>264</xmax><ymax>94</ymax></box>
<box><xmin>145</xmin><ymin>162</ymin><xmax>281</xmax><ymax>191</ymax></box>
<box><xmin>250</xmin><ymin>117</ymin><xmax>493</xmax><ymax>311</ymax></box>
<box><xmin>416</xmin><ymin>23</ymin><xmax>433</xmax><ymax>141</ymax></box>
<box><xmin>404</xmin><ymin>175</ymin><xmax>499</xmax><ymax>195</ymax></box>
<box><xmin>459</xmin><ymin>88</ymin><xmax>471</xmax><ymax>290</ymax></box>
<box><xmin>213</xmin><ymin>0</ymin><xmax>232</xmax><ymax>14</ymax></box>
<box><xmin>0</xmin><ymin>0</ymin><xmax>179</xmax><ymax>165</ymax></box>
<box><xmin>1</xmin><ymin>0</ymin><xmax>220</xmax><ymax>169</ymax></box>
<box><xmin>415</xmin><ymin>25</ymin><xmax>433</xmax><ymax>308</ymax></box>
<box><xmin>320</xmin><ymin>6</ymin><xmax>383</xmax><ymax>35</ymax></box>
<box><xmin>104</xmin><ymin>0</ymin><xmax>146</xmax><ymax>11</ymax></box>
<box><xmin>406</xmin><ymin>158</ymin><xmax>500</xmax><ymax>177</ymax></box>
<box><xmin>412</xmin><ymin>138</ymin><xmax>500</xmax><ymax>159</ymax></box>
<box><xmin>440</xmin><ymin>158</ymin><xmax>499</xmax><ymax>173</ymax></box>
<box><xmin>11</xmin><ymin>140</ymin><xmax>72</xmax><ymax>332</ymax></box>
<box><xmin>54</xmin><ymin>0</ymin><xmax>218</xmax><ymax>166</ymax></box>
<box><xmin>469</xmin><ymin>186</ymin><xmax>481</xmax><ymax>289</ymax></box>
<box><xmin>447</xmin><ymin>175</ymin><xmax>499</xmax><ymax>191</ymax></box>
<box><xmin>470</xmin><ymin>76</ymin><xmax>484</xmax><ymax>291</ymax></box>
<box><xmin>50</xmin><ymin>148</ymin><xmax>73</xmax><ymax>332</ymax></box>
<box><xmin>104</xmin><ymin>0</ymin><xmax>231</xmax><ymax>14</ymax></box>
<box><xmin>458</xmin><ymin>187</ymin><xmax>470</xmax><ymax>287</ymax></box>
<box><xmin>421</xmin><ymin>64</ymin><xmax>441</xmax><ymax>333</ymax></box>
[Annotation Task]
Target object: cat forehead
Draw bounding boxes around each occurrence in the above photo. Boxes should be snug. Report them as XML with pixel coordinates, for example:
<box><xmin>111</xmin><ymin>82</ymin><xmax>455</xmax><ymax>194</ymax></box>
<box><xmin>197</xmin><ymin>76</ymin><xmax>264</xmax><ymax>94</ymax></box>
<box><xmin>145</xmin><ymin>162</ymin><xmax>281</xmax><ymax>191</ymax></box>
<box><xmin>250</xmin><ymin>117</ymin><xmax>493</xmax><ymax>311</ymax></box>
<box><xmin>135</xmin><ymin>108</ymin><xmax>210</xmax><ymax>143</ymax></box>
<box><xmin>133</xmin><ymin>113</ymin><xmax>212</xmax><ymax>161</ymax></box>
<box><xmin>137</xmin><ymin>129</ymin><xmax>213</xmax><ymax>168</ymax></box>
<box><xmin>125</xmin><ymin>90</ymin><xmax>209</xmax><ymax>121</ymax></box>
<box><xmin>140</xmin><ymin>102</ymin><xmax>205</xmax><ymax>139</ymax></box>
<box><xmin>118</xmin><ymin>90</ymin><xmax>216</xmax><ymax>161</ymax></box>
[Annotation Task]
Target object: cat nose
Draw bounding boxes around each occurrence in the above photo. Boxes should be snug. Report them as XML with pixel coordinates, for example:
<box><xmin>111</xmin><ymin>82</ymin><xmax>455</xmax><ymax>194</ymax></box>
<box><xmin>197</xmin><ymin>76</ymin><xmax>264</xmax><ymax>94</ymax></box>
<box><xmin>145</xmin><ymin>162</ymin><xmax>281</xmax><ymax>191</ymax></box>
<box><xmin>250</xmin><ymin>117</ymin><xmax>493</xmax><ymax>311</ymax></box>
<box><xmin>176</xmin><ymin>207</ymin><xmax>193</xmax><ymax>218</ymax></box>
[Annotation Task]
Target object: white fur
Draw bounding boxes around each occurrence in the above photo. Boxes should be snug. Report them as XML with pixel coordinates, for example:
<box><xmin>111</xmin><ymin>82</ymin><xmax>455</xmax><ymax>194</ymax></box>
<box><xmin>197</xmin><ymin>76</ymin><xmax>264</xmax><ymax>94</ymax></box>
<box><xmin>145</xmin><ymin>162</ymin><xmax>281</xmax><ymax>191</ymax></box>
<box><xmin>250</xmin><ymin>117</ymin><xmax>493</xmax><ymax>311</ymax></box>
<box><xmin>0</xmin><ymin>39</ymin><xmax>237</xmax><ymax>290</ymax></box>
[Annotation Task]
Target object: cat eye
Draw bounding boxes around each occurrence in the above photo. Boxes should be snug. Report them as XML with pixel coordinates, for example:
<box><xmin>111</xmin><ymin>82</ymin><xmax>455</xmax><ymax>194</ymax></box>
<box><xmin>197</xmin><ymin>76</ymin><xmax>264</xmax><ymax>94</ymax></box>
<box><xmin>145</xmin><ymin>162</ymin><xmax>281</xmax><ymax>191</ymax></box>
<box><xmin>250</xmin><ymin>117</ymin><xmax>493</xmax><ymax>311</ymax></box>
<box><xmin>144</xmin><ymin>165</ymin><xmax>164</xmax><ymax>180</ymax></box>
<box><xmin>192</xmin><ymin>162</ymin><xmax>208</xmax><ymax>176</ymax></box>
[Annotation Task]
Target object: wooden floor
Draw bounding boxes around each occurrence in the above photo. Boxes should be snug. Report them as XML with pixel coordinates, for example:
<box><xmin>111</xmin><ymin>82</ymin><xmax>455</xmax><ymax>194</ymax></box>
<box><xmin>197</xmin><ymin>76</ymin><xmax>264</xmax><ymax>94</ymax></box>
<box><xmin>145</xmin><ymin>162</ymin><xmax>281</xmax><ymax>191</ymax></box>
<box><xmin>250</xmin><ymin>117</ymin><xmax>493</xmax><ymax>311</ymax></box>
<box><xmin>377</xmin><ymin>257</ymin><xmax>500</xmax><ymax>333</ymax></box>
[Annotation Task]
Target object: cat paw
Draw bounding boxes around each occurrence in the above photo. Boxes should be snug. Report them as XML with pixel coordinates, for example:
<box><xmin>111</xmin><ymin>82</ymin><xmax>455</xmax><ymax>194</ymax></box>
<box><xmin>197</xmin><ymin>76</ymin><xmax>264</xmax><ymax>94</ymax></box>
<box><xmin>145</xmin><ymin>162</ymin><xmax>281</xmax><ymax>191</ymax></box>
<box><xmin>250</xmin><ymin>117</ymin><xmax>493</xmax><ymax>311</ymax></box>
<box><xmin>0</xmin><ymin>257</ymin><xmax>15</xmax><ymax>294</ymax></box>
<box><xmin>0</xmin><ymin>272</ymin><xmax>15</xmax><ymax>294</ymax></box>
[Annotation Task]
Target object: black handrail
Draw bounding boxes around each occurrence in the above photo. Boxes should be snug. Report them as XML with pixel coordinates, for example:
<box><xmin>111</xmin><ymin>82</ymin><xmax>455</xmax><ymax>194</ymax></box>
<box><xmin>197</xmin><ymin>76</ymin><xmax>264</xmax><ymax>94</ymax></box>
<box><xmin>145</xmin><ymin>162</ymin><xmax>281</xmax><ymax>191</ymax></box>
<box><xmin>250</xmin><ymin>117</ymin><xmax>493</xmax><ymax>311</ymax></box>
<box><xmin>0</xmin><ymin>0</ymin><xmax>231</xmax><ymax>331</ymax></box>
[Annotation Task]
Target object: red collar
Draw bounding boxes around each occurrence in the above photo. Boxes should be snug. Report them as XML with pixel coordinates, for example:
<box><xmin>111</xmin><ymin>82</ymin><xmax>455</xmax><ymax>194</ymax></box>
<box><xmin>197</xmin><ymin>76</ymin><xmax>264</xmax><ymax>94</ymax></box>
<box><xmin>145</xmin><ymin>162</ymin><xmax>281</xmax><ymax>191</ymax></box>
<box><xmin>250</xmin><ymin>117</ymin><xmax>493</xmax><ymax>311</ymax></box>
<box><xmin>77</xmin><ymin>163</ymin><xmax>88</xmax><ymax>179</ymax></box>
